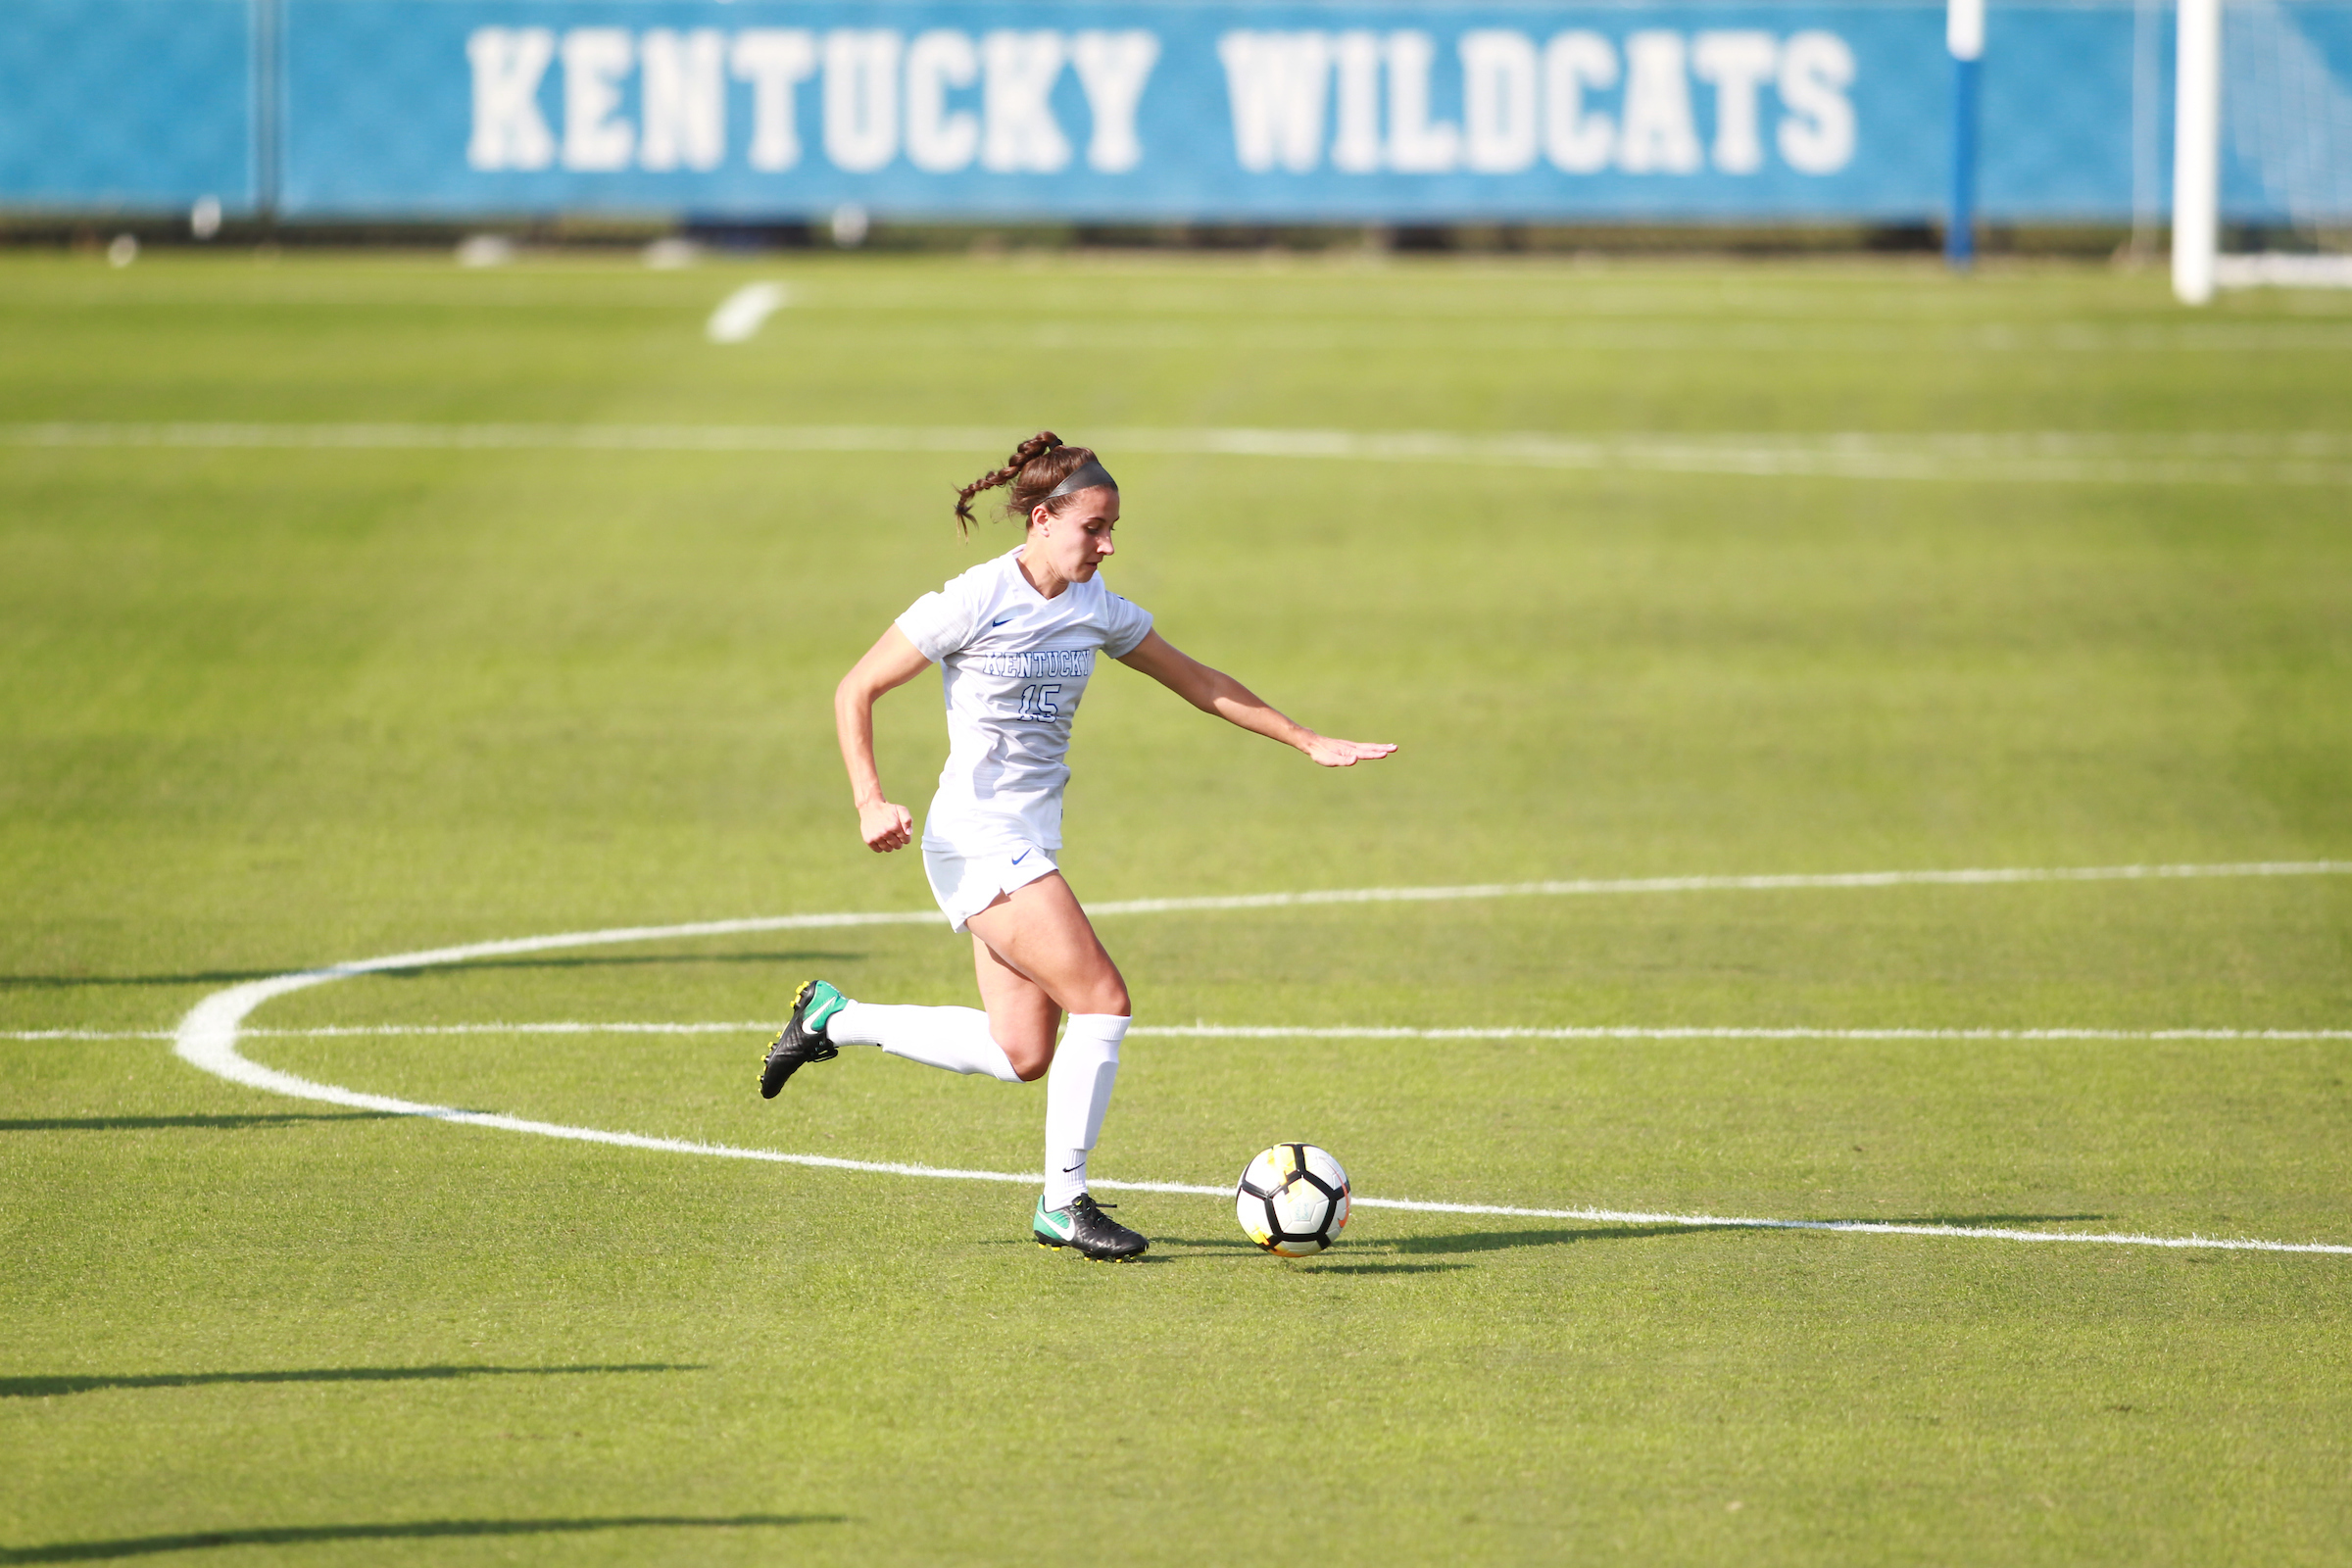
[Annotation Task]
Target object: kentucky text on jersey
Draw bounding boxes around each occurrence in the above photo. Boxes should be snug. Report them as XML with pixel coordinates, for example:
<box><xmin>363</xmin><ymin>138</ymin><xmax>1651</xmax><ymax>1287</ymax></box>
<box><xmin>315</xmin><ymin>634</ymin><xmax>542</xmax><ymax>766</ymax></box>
<box><xmin>972</xmin><ymin>649</ymin><xmax>1096</xmax><ymax>679</ymax></box>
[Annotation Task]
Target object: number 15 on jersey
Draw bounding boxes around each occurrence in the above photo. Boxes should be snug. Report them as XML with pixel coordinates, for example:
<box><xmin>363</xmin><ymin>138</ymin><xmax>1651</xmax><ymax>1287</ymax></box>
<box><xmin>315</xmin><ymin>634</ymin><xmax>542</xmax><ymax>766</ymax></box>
<box><xmin>1016</xmin><ymin>683</ymin><xmax>1062</xmax><ymax>721</ymax></box>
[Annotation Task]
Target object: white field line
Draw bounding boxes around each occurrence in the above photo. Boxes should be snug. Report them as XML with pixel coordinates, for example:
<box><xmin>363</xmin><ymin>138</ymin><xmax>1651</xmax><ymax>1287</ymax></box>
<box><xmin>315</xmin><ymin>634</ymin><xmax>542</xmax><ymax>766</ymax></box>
<box><xmin>2215</xmin><ymin>253</ymin><xmax>2352</xmax><ymax>289</ymax></box>
<box><xmin>7</xmin><ymin>421</ymin><xmax>2350</xmax><ymax>485</ymax></box>
<box><xmin>27</xmin><ymin>1022</ymin><xmax>2352</xmax><ymax>1043</ymax></box>
<box><xmin>13</xmin><ymin>1029</ymin><xmax>176</xmax><ymax>1040</ymax></box>
<box><xmin>704</xmin><ymin>282</ymin><xmax>788</xmax><ymax>343</ymax></box>
<box><xmin>1079</xmin><ymin>858</ymin><xmax>2352</xmax><ymax>916</ymax></box>
<box><xmin>156</xmin><ymin>858</ymin><xmax>2352</xmax><ymax>1257</ymax></box>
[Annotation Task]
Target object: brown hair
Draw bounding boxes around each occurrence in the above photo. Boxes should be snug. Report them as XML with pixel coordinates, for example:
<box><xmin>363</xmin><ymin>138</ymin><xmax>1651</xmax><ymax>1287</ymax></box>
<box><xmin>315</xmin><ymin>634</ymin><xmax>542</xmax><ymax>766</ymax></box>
<box><xmin>952</xmin><ymin>431</ymin><xmax>1107</xmax><ymax>538</ymax></box>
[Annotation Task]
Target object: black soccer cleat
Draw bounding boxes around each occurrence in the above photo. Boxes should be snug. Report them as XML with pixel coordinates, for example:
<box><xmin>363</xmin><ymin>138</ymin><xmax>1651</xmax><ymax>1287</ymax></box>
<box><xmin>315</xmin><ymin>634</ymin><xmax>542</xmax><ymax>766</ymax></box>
<box><xmin>1033</xmin><ymin>1193</ymin><xmax>1149</xmax><ymax>1261</ymax></box>
<box><xmin>759</xmin><ymin>979</ymin><xmax>847</xmax><ymax>1099</ymax></box>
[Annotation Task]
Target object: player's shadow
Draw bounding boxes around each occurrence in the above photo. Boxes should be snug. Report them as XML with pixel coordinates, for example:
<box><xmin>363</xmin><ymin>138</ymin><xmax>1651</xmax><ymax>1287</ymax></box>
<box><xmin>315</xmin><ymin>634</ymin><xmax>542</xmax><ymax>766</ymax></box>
<box><xmin>0</xmin><ymin>1515</ymin><xmax>843</xmax><ymax>1563</ymax></box>
<box><xmin>1277</xmin><ymin>1259</ymin><xmax>1472</xmax><ymax>1275</ymax></box>
<box><xmin>1391</xmin><ymin>1225</ymin><xmax>1750</xmax><ymax>1253</ymax></box>
<box><xmin>0</xmin><ymin>951</ymin><xmax>862</xmax><ymax>990</ymax></box>
<box><xmin>0</xmin><ymin>1364</ymin><xmax>699</xmax><ymax>1399</ymax></box>
<box><xmin>1141</xmin><ymin>1238</ymin><xmax>1466</xmax><ymax>1273</ymax></box>
<box><xmin>1</xmin><ymin>1113</ymin><xmax>401</xmax><ymax>1134</ymax></box>
<box><xmin>1150</xmin><ymin>1235</ymin><xmax>1264</xmax><ymax>1252</ymax></box>
<box><xmin>976</xmin><ymin>1240</ymin><xmax>1182</xmax><ymax>1266</ymax></box>
<box><xmin>1390</xmin><ymin>1213</ymin><xmax>2113</xmax><ymax>1254</ymax></box>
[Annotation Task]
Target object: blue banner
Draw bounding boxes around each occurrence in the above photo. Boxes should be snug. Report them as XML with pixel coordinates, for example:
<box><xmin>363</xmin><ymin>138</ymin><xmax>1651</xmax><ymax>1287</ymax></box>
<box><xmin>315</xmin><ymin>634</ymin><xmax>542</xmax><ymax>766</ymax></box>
<box><xmin>284</xmin><ymin>0</ymin><xmax>1947</xmax><ymax>220</ymax></box>
<box><xmin>5</xmin><ymin>0</ymin><xmax>2349</xmax><ymax>223</ymax></box>
<box><xmin>0</xmin><ymin>0</ymin><xmax>255</xmax><ymax>211</ymax></box>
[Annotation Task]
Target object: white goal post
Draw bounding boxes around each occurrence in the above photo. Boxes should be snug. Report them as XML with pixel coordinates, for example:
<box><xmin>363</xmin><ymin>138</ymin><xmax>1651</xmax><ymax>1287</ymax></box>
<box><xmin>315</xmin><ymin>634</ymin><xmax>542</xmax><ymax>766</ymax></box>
<box><xmin>2172</xmin><ymin>0</ymin><xmax>2221</xmax><ymax>300</ymax></box>
<box><xmin>2174</xmin><ymin>0</ymin><xmax>2352</xmax><ymax>302</ymax></box>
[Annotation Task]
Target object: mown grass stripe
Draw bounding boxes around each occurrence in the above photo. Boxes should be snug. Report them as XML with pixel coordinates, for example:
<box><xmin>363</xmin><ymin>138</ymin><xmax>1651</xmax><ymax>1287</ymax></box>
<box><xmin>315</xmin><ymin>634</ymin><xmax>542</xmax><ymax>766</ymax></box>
<box><xmin>8</xmin><ymin>422</ymin><xmax>2349</xmax><ymax>484</ymax></box>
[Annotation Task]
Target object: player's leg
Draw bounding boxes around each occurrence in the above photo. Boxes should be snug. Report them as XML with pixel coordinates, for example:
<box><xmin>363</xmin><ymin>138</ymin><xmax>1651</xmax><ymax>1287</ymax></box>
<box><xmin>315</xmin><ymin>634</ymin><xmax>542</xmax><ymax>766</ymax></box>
<box><xmin>968</xmin><ymin>933</ymin><xmax>1060</xmax><ymax>1082</ymax></box>
<box><xmin>760</xmin><ymin>977</ymin><xmax>1018</xmax><ymax>1096</ymax></box>
<box><xmin>964</xmin><ymin>875</ymin><xmax>1144</xmax><ymax>1260</ymax></box>
<box><xmin>962</xmin><ymin>871</ymin><xmax>1129</xmax><ymax>1021</ymax></box>
<box><xmin>780</xmin><ymin>926</ymin><xmax>1057</xmax><ymax>1088</ymax></box>
<box><xmin>813</xmin><ymin>984</ymin><xmax>1023</xmax><ymax>1082</ymax></box>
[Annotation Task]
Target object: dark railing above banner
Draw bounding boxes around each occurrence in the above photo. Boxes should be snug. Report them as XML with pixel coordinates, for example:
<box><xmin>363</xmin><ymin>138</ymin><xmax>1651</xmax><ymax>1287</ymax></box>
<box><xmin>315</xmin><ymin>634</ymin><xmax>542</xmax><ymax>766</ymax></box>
<box><xmin>0</xmin><ymin>0</ymin><xmax>2343</xmax><ymax>224</ymax></box>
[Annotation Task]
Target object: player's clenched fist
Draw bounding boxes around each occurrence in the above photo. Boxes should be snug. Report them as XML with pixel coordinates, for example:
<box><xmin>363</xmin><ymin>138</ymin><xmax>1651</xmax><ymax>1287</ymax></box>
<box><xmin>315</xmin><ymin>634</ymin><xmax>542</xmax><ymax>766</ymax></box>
<box><xmin>858</xmin><ymin>799</ymin><xmax>913</xmax><ymax>853</ymax></box>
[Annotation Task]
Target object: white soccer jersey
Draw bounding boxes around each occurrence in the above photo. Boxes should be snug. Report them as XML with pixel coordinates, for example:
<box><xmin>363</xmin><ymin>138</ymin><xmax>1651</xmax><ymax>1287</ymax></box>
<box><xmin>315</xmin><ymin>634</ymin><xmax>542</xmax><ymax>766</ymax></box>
<box><xmin>895</xmin><ymin>545</ymin><xmax>1154</xmax><ymax>854</ymax></box>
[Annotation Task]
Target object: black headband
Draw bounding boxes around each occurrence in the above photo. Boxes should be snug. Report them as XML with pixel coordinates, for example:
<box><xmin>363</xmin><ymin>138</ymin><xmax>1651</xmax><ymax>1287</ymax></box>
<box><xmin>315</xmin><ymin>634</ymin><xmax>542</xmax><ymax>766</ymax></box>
<box><xmin>1044</xmin><ymin>457</ymin><xmax>1117</xmax><ymax>499</ymax></box>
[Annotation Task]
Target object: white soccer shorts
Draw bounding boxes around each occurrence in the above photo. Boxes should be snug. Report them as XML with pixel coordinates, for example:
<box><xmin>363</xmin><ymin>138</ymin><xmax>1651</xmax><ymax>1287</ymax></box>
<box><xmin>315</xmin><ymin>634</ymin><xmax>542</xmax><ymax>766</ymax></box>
<box><xmin>921</xmin><ymin>838</ymin><xmax>1059</xmax><ymax>934</ymax></box>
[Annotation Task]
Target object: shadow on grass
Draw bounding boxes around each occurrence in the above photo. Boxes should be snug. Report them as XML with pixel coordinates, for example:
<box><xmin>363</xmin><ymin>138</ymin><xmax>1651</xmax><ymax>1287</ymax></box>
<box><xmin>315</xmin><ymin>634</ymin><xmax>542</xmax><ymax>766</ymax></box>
<box><xmin>999</xmin><ymin>1206</ymin><xmax>2122</xmax><ymax>1263</ymax></box>
<box><xmin>1021</xmin><ymin>1238</ymin><xmax>1467</xmax><ymax>1273</ymax></box>
<box><xmin>1</xmin><ymin>1364</ymin><xmax>699</xmax><ymax>1399</ymax></box>
<box><xmin>0</xmin><ymin>952</ymin><xmax>862</xmax><ymax>991</ymax></box>
<box><xmin>1276</xmin><ymin>1260</ymin><xmax>1472</xmax><ymax>1275</ymax></box>
<box><xmin>1</xmin><ymin>1113</ymin><xmax>400</xmax><ymax>1134</ymax></box>
<box><xmin>1143</xmin><ymin>1226</ymin><xmax>1750</xmax><ymax>1256</ymax></box>
<box><xmin>1389</xmin><ymin>1213</ymin><xmax>2113</xmax><ymax>1254</ymax></box>
<box><xmin>1148</xmin><ymin>1236</ymin><xmax>1265</xmax><ymax>1252</ymax></box>
<box><xmin>1006</xmin><ymin>1247</ymin><xmax>1182</xmax><ymax>1268</ymax></box>
<box><xmin>0</xmin><ymin>1515</ymin><xmax>843</xmax><ymax>1563</ymax></box>
<box><xmin>1393</xmin><ymin>1224</ymin><xmax>1756</xmax><ymax>1252</ymax></box>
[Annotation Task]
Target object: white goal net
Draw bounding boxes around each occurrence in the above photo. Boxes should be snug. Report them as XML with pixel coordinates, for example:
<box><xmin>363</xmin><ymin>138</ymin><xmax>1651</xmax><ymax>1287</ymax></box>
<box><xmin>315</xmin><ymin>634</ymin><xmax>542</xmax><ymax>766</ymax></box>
<box><xmin>2176</xmin><ymin>0</ymin><xmax>2352</xmax><ymax>299</ymax></box>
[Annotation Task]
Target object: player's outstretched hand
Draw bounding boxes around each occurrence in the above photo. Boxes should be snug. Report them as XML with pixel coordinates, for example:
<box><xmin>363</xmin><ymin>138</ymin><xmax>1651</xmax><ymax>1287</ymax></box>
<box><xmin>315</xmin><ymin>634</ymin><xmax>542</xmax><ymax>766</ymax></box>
<box><xmin>859</xmin><ymin>800</ymin><xmax>914</xmax><ymax>853</ymax></box>
<box><xmin>1299</xmin><ymin>735</ymin><xmax>1398</xmax><ymax>768</ymax></box>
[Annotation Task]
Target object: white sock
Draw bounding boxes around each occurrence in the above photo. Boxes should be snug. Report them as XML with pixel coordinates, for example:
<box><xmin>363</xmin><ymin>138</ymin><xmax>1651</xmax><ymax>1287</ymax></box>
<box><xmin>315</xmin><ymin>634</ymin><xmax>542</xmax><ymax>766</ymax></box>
<box><xmin>1043</xmin><ymin>1013</ymin><xmax>1127</xmax><ymax>1209</ymax></box>
<box><xmin>826</xmin><ymin>1001</ymin><xmax>1021</xmax><ymax>1083</ymax></box>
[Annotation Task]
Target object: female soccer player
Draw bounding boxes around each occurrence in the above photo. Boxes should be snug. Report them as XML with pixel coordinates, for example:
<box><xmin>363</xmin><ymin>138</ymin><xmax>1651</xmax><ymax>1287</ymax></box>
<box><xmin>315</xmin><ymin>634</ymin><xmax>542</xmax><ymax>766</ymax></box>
<box><xmin>758</xmin><ymin>432</ymin><xmax>1394</xmax><ymax>1260</ymax></box>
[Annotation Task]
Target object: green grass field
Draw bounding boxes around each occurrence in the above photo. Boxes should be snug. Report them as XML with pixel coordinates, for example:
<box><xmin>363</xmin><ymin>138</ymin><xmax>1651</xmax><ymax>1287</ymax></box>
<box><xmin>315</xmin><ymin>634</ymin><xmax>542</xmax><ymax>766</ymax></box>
<box><xmin>4</xmin><ymin>249</ymin><xmax>2350</xmax><ymax>1565</ymax></box>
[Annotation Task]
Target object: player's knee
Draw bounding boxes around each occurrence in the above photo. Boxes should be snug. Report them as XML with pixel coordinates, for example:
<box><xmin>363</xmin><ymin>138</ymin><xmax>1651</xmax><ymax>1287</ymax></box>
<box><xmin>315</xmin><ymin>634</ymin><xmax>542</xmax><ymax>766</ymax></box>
<box><xmin>1073</xmin><ymin>974</ymin><xmax>1130</xmax><ymax>1018</ymax></box>
<box><xmin>1080</xmin><ymin>955</ymin><xmax>1132</xmax><ymax>1018</ymax></box>
<box><xmin>1001</xmin><ymin>1034</ymin><xmax>1054</xmax><ymax>1082</ymax></box>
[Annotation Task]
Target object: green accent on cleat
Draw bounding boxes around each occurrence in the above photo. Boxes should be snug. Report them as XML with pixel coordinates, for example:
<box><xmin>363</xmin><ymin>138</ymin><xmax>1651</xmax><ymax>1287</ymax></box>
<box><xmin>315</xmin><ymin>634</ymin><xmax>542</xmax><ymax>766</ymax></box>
<box><xmin>800</xmin><ymin>979</ymin><xmax>847</xmax><ymax>1035</ymax></box>
<box><xmin>1034</xmin><ymin>1195</ymin><xmax>1075</xmax><ymax>1242</ymax></box>
<box><xmin>1032</xmin><ymin>1193</ymin><xmax>1148</xmax><ymax>1260</ymax></box>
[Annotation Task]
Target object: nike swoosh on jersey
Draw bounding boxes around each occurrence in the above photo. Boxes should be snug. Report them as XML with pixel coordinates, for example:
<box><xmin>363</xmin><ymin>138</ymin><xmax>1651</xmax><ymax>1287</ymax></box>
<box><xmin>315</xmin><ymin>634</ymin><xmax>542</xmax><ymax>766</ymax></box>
<box><xmin>990</xmin><ymin>615</ymin><xmax>1012</xmax><ymax>626</ymax></box>
<box><xmin>1010</xmin><ymin>849</ymin><xmax>1031</xmax><ymax>864</ymax></box>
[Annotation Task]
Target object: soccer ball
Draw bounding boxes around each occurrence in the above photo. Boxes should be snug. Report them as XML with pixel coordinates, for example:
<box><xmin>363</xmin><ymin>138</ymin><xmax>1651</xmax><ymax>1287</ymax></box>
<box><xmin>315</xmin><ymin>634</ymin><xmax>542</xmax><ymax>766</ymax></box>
<box><xmin>1235</xmin><ymin>1143</ymin><xmax>1350</xmax><ymax>1256</ymax></box>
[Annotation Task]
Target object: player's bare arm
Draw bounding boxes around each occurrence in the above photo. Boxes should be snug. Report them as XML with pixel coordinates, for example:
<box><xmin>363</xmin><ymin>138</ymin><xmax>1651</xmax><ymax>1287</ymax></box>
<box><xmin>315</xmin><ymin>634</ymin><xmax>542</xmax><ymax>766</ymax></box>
<box><xmin>833</xmin><ymin>624</ymin><xmax>929</xmax><ymax>853</ymax></box>
<box><xmin>1117</xmin><ymin>628</ymin><xmax>1396</xmax><ymax>768</ymax></box>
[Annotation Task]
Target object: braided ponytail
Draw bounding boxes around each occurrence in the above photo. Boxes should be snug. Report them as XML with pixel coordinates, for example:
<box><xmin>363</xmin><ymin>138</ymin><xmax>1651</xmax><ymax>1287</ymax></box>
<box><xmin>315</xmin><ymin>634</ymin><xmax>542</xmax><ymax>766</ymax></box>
<box><xmin>951</xmin><ymin>431</ymin><xmax>1105</xmax><ymax>538</ymax></box>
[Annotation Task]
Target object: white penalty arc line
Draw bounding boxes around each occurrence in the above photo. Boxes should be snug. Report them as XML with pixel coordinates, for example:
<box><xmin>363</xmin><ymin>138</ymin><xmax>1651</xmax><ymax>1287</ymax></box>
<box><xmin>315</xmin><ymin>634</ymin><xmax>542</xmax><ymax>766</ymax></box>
<box><xmin>163</xmin><ymin>858</ymin><xmax>2352</xmax><ymax>1257</ymax></box>
<box><xmin>9</xmin><ymin>421</ymin><xmax>2352</xmax><ymax>485</ymax></box>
